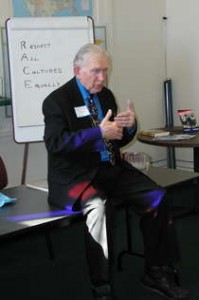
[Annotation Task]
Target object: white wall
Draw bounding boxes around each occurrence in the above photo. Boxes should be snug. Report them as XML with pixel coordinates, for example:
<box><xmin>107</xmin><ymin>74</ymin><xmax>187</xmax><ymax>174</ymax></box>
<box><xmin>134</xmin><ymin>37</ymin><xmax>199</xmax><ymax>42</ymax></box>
<box><xmin>0</xmin><ymin>0</ymin><xmax>171</xmax><ymax>187</ymax></box>
<box><xmin>109</xmin><ymin>0</ymin><xmax>167</xmax><ymax>161</ymax></box>
<box><xmin>166</xmin><ymin>0</ymin><xmax>199</xmax><ymax>169</ymax></box>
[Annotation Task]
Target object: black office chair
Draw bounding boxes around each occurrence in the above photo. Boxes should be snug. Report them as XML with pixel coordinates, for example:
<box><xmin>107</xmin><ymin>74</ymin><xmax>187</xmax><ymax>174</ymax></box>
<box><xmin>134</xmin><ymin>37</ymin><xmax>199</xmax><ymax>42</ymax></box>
<box><xmin>0</xmin><ymin>156</ymin><xmax>8</xmax><ymax>189</ymax></box>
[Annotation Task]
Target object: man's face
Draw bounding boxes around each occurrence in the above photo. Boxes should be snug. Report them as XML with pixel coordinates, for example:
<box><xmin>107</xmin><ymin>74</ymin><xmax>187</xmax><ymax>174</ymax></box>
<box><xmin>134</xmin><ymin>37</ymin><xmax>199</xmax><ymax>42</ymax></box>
<box><xmin>74</xmin><ymin>54</ymin><xmax>109</xmax><ymax>94</ymax></box>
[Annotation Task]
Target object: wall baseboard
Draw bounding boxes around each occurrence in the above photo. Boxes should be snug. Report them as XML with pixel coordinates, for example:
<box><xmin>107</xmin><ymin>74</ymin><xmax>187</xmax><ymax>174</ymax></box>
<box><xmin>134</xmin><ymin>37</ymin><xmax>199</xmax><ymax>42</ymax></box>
<box><xmin>152</xmin><ymin>159</ymin><xmax>193</xmax><ymax>171</ymax></box>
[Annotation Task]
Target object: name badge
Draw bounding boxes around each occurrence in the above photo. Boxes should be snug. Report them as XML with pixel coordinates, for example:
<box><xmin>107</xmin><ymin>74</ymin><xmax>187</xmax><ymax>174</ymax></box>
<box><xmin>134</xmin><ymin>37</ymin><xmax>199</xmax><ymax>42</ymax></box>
<box><xmin>74</xmin><ymin>105</ymin><xmax>90</xmax><ymax>118</ymax></box>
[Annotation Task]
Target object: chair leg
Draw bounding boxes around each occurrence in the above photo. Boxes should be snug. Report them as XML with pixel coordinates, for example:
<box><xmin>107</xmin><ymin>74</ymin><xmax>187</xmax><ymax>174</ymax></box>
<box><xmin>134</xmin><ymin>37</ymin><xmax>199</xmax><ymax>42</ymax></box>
<box><xmin>118</xmin><ymin>207</ymin><xmax>144</xmax><ymax>271</ymax></box>
<box><xmin>45</xmin><ymin>233</ymin><xmax>55</xmax><ymax>260</ymax></box>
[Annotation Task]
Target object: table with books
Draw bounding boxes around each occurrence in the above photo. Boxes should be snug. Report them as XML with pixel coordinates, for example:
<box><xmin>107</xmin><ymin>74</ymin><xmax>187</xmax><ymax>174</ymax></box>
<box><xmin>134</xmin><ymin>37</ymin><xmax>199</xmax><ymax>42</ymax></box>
<box><xmin>138</xmin><ymin>126</ymin><xmax>199</xmax><ymax>172</ymax></box>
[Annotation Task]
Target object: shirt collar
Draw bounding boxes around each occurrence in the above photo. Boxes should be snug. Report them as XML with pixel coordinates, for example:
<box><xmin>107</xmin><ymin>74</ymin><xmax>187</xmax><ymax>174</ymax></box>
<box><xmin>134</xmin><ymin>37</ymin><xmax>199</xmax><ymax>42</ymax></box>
<box><xmin>75</xmin><ymin>78</ymin><xmax>90</xmax><ymax>101</ymax></box>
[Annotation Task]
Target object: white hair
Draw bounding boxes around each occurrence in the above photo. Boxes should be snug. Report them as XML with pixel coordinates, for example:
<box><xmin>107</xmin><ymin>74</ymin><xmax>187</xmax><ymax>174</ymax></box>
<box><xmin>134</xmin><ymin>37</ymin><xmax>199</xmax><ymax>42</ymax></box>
<box><xmin>73</xmin><ymin>43</ymin><xmax>111</xmax><ymax>67</ymax></box>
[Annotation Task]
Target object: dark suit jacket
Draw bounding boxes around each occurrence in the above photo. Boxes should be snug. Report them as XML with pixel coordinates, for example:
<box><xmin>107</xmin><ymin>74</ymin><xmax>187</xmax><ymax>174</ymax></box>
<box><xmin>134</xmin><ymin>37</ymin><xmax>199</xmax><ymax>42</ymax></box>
<box><xmin>42</xmin><ymin>77</ymin><xmax>136</xmax><ymax>208</ymax></box>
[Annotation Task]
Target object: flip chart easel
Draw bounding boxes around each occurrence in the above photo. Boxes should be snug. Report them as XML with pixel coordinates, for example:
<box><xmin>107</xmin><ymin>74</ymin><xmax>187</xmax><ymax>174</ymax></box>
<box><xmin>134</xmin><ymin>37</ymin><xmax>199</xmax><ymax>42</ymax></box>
<box><xmin>6</xmin><ymin>16</ymin><xmax>94</xmax><ymax>183</ymax></box>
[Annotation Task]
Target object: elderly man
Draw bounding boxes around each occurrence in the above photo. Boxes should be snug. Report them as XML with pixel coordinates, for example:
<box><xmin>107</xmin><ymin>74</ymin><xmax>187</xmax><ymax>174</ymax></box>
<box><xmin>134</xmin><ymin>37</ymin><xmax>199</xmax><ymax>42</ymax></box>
<box><xmin>42</xmin><ymin>43</ymin><xmax>190</xmax><ymax>300</ymax></box>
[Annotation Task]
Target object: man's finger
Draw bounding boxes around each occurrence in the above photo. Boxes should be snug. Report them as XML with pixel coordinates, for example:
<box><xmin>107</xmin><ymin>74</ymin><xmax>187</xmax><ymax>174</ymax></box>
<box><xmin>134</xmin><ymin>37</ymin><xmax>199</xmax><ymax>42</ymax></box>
<box><xmin>101</xmin><ymin>109</ymin><xmax>112</xmax><ymax>126</ymax></box>
<box><xmin>127</xmin><ymin>100</ymin><xmax>134</xmax><ymax>112</ymax></box>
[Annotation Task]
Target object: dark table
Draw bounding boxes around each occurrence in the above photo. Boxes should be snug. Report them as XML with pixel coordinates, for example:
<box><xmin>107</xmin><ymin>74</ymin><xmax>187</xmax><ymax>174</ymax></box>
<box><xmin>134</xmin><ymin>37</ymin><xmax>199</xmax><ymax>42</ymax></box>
<box><xmin>1</xmin><ymin>169</ymin><xmax>198</xmax><ymax>240</ymax></box>
<box><xmin>0</xmin><ymin>185</ymin><xmax>82</xmax><ymax>239</ymax></box>
<box><xmin>137</xmin><ymin>126</ymin><xmax>199</xmax><ymax>172</ymax></box>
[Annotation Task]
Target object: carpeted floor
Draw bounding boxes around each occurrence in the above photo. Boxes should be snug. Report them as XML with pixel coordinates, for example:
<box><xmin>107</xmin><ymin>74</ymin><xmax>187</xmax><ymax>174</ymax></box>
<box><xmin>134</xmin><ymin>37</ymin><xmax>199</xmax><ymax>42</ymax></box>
<box><xmin>112</xmin><ymin>213</ymin><xmax>199</xmax><ymax>300</ymax></box>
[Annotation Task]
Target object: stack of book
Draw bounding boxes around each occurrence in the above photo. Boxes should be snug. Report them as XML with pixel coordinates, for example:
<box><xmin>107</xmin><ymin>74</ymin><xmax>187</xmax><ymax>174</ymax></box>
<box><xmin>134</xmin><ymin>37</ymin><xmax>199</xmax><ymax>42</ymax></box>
<box><xmin>140</xmin><ymin>129</ymin><xmax>170</xmax><ymax>138</ymax></box>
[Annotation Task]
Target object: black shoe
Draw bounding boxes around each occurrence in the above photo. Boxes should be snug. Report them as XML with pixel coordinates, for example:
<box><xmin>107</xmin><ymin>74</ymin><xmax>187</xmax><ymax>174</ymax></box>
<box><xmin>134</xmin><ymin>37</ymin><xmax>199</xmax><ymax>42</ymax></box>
<box><xmin>141</xmin><ymin>265</ymin><xmax>190</xmax><ymax>299</ymax></box>
<box><xmin>92</xmin><ymin>283</ymin><xmax>115</xmax><ymax>300</ymax></box>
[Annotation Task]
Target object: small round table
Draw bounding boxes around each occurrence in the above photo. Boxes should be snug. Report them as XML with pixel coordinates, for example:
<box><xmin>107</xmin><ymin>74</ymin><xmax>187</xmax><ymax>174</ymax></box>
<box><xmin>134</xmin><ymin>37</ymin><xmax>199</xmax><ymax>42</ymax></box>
<box><xmin>137</xmin><ymin>126</ymin><xmax>199</xmax><ymax>172</ymax></box>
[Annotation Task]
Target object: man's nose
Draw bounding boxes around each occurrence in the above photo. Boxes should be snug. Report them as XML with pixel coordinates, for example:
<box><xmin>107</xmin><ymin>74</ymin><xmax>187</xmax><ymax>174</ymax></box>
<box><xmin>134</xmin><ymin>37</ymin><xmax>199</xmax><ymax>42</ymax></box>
<box><xmin>98</xmin><ymin>71</ymin><xmax>106</xmax><ymax>81</ymax></box>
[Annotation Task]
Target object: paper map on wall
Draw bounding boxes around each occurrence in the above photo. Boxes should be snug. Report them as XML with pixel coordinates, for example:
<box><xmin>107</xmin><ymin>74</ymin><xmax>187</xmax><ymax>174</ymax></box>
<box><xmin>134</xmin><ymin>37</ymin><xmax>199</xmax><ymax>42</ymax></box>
<box><xmin>12</xmin><ymin>0</ymin><xmax>93</xmax><ymax>17</ymax></box>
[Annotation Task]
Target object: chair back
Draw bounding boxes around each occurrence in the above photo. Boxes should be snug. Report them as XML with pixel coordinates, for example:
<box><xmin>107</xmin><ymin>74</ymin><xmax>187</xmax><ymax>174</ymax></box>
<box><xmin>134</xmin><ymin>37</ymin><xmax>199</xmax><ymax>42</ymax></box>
<box><xmin>0</xmin><ymin>156</ymin><xmax>8</xmax><ymax>189</ymax></box>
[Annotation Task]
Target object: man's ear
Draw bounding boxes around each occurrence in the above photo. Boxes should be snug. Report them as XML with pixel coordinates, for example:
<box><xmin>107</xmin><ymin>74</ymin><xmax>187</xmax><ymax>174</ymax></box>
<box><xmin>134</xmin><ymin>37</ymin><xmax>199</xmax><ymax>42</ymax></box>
<box><xmin>74</xmin><ymin>66</ymin><xmax>80</xmax><ymax>77</ymax></box>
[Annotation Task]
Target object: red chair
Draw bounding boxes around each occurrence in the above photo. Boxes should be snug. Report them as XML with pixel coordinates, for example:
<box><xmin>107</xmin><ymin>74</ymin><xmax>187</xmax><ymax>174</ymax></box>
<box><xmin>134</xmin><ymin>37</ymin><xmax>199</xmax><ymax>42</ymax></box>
<box><xmin>0</xmin><ymin>156</ymin><xmax>8</xmax><ymax>189</ymax></box>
